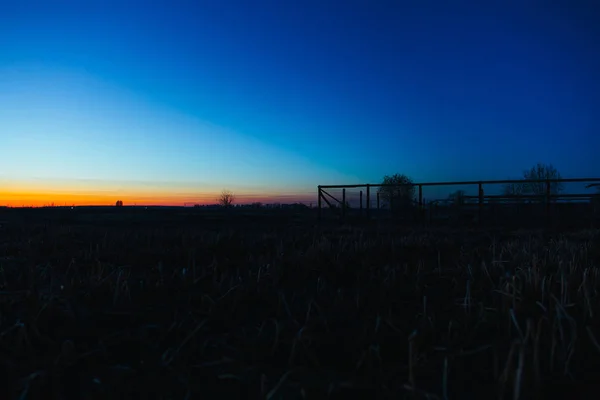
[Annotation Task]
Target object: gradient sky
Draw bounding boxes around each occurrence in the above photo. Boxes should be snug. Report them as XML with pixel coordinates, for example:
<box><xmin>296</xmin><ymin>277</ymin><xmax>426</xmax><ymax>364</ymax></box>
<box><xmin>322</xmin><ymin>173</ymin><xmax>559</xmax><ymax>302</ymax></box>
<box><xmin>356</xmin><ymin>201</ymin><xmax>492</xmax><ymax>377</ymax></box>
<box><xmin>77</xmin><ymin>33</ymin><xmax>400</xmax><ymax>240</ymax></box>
<box><xmin>1</xmin><ymin>0</ymin><xmax>599</xmax><ymax>206</ymax></box>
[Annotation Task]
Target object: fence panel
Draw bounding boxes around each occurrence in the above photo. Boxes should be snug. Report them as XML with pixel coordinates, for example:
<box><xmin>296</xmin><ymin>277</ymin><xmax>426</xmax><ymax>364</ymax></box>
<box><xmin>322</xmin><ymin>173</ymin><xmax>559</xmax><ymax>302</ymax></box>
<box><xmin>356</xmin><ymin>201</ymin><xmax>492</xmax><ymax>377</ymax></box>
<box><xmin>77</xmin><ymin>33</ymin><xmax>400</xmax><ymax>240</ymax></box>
<box><xmin>318</xmin><ymin>177</ymin><xmax>600</xmax><ymax>228</ymax></box>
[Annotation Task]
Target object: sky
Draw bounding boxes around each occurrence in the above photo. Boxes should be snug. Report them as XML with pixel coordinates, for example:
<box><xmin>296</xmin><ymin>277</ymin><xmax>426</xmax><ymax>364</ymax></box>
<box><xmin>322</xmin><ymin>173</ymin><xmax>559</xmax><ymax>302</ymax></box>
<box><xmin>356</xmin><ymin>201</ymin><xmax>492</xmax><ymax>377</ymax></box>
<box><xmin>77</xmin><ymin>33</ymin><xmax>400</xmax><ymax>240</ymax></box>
<box><xmin>1</xmin><ymin>0</ymin><xmax>599</xmax><ymax>206</ymax></box>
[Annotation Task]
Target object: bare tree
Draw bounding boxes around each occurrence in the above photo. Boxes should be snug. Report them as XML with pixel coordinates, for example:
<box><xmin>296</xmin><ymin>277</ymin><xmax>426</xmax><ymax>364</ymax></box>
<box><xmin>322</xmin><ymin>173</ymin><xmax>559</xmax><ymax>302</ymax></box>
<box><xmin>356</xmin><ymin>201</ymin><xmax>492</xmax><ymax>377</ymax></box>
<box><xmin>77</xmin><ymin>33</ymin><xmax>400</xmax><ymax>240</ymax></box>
<box><xmin>522</xmin><ymin>163</ymin><xmax>564</xmax><ymax>195</ymax></box>
<box><xmin>448</xmin><ymin>190</ymin><xmax>466</xmax><ymax>206</ymax></box>
<box><xmin>503</xmin><ymin>182</ymin><xmax>526</xmax><ymax>204</ymax></box>
<box><xmin>378</xmin><ymin>174</ymin><xmax>416</xmax><ymax>211</ymax></box>
<box><xmin>503</xmin><ymin>182</ymin><xmax>525</xmax><ymax>196</ymax></box>
<box><xmin>218</xmin><ymin>189</ymin><xmax>235</xmax><ymax>208</ymax></box>
<box><xmin>503</xmin><ymin>163</ymin><xmax>563</xmax><ymax>202</ymax></box>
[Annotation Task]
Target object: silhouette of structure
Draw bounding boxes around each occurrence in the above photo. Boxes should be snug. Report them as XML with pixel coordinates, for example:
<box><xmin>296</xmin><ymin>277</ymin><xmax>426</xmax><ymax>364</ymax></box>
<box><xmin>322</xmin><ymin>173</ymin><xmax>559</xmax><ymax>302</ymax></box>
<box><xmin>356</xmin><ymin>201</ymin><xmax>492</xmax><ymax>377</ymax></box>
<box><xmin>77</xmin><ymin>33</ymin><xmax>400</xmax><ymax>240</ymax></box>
<box><xmin>317</xmin><ymin>177</ymin><xmax>600</xmax><ymax>228</ymax></box>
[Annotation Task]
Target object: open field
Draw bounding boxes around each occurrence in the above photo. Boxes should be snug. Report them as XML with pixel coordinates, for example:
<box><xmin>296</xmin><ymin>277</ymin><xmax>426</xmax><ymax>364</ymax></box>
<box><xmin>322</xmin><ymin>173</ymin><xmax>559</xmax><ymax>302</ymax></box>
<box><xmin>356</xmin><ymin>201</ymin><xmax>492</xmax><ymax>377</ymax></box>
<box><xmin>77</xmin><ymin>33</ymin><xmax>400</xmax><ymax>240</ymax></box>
<box><xmin>1</xmin><ymin>208</ymin><xmax>600</xmax><ymax>399</ymax></box>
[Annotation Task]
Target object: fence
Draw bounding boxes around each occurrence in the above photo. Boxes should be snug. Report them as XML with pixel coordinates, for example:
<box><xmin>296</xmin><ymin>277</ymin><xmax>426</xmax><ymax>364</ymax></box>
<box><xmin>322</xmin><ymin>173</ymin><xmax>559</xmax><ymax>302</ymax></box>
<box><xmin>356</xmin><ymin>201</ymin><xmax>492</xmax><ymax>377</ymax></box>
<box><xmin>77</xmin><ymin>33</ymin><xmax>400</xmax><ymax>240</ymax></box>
<box><xmin>317</xmin><ymin>177</ymin><xmax>600</xmax><ymax>226</ymax></box>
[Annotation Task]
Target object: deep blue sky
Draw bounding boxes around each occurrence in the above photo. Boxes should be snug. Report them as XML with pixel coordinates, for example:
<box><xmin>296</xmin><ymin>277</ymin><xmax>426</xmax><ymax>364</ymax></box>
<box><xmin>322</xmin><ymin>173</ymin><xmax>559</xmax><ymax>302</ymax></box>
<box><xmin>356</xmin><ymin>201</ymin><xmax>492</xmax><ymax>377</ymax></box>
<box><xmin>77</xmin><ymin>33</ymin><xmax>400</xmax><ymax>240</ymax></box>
<box><xmin>1</xmin><ymin>0</ymin><xmax>599</xmax><ymax>205</ymax></box>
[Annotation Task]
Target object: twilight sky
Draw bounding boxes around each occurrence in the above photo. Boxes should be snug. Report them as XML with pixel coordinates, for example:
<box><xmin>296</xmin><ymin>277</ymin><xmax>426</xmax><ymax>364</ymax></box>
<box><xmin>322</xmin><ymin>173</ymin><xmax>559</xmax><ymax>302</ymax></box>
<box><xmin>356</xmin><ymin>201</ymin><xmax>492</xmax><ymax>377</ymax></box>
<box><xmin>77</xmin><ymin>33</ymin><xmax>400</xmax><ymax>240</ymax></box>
<box><xmin>1</xmin><ymin>0</ymin><xmax>599</xmax><ymax>206</ymax></box>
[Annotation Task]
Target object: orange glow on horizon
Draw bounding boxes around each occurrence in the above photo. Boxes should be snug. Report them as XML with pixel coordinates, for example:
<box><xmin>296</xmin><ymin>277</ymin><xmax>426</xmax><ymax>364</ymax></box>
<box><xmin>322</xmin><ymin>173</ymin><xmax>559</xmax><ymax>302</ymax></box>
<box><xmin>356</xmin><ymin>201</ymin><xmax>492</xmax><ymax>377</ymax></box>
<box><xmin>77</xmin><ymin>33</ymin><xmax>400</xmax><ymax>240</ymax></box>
<box><xmin>0</xmin><ymin>190</ymin><xmax>317</xmax><ymax>207</ymax></box>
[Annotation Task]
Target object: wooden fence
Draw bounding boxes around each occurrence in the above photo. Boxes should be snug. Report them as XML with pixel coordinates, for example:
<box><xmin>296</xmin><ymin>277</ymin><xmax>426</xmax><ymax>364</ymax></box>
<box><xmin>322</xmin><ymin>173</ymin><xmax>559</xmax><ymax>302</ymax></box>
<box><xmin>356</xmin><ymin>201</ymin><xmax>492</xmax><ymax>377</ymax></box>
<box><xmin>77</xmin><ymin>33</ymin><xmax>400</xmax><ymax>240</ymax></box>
<box><xmin>317</xmin><ymin>177</ymin><xmax>600</xmax><ymax>226</ymax></box>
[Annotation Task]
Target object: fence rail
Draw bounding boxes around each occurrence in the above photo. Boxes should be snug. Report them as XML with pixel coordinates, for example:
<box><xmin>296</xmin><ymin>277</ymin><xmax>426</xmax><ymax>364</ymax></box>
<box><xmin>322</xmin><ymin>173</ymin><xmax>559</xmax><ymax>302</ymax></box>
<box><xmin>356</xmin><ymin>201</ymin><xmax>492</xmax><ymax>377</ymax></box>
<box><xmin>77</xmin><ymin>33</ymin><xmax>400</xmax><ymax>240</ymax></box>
<box><xmin>317</xmin><ymin>177</ymin><xmax>600</xmax><ymax>226</ymax></box>
<box><xmin>319</xmin><ymin>177</ymin><xmax>600</xmax><ymax>189</ymax></box>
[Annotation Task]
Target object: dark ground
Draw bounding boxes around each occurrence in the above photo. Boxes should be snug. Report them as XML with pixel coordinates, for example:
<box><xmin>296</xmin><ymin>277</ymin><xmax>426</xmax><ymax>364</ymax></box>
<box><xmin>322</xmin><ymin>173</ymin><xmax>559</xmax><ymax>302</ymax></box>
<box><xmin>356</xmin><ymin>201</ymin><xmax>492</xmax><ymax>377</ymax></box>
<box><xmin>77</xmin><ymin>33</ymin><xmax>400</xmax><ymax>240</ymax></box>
<box><xmin>0</xmin><ymin>207</ymin><xmax>599</xmax><ymax>399</ymax></box>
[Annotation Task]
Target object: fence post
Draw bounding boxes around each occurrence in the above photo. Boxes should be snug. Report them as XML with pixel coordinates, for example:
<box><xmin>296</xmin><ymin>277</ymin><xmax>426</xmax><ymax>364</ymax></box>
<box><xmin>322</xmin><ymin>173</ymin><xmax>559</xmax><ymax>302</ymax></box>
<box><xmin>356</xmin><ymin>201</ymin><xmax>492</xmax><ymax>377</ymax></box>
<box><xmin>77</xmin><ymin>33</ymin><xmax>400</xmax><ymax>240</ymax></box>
<box><xmin>360</xmin><ymin>190</ymin><xmax>363</xmax><ymax>217</ymax></box>
<box><xmin>546</xmin><ymin>179</ymin><xmax>551</xmax><ymax>222</ymax></box>
<box><xmin>478</xmin><ymin>182</ymin><xmax>484</xmax><ymax>225</ymax></box>
<box><xmin>366</xmin><ymin>184</ymin><xmax>370</xmax><ymax>219</ymax></box>
<box><xmin>342</xmin><ymin>188</ymin><xmax>346</xmax><ymax>220</ymax></box>
<box><xmin>318</xmin><ymin>186</ymin><xmax>322</xmax><ymax>221</ymax></box>
<box><xmin>418</xmin><ymin>184</ymin><xmax>423</xmax><ymax>221</ymax></box>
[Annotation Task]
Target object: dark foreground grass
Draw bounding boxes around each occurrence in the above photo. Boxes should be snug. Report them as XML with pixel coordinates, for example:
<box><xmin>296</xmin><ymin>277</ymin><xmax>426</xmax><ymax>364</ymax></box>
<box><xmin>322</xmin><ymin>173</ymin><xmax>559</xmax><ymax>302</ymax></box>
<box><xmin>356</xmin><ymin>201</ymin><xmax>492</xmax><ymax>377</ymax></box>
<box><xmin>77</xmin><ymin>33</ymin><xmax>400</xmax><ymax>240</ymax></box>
<box><xmin>1</xmin><ymin>219</ymin><xmax>600</xmax><ymax>399</ymax></box>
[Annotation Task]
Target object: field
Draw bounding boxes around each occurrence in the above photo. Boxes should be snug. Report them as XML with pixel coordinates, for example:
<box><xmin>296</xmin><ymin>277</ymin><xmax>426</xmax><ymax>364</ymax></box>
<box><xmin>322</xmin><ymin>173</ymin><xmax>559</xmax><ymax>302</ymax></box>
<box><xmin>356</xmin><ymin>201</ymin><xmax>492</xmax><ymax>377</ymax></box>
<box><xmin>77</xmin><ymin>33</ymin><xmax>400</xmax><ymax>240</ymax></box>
<box><xmin>1</xmin><ymin>207</ymin><xmax>600</xmax><ymax>399</ymax></box>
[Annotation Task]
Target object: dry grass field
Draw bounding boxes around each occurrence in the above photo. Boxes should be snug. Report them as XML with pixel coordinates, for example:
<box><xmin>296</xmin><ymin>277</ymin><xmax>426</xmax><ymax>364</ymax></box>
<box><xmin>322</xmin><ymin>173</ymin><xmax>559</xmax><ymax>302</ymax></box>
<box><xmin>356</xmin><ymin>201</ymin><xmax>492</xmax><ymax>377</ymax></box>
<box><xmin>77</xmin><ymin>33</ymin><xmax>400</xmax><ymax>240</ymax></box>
<box><xmin>1</xmin><ymin>207</ymin><xmax>600</xmax><ymax>399</ymax></box>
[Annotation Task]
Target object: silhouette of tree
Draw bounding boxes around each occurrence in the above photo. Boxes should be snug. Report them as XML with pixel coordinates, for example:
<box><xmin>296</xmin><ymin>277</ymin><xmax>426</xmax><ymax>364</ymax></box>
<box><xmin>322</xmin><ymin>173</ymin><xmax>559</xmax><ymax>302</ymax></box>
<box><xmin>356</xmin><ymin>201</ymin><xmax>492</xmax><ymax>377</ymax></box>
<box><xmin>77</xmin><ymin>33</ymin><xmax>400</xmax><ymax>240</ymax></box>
<box><xmin>503</xmin><ymin>182</ymin><xmax>525</xmax><ymax>197</ymax></box>
<box><xmin>218</xmin><ymin>190</ymin><xmax>235</xmax><ymax>207</ymax></box>
<box><xmin>448</xmin><ymin>190</ymin><xmax>466</xmax><ymax>206</ymax></box>
<box><xmin>503</xmin><ymin>163</ymin><xmax>563</xmax><ymax>201</ymax></box>
<box><xmin>378</xmin><ymin>174</ymin><xmax>416</xmax><ymax>211</ymax></box>
<box><xmin>115</xmin><ymin>200</ymin><xmax>123</xmax><ymax>207</ymax></box>
<box><xmin>522</xmin><ymin>163</ymin><xmax>564</xmax><ymax>195</ymax></box>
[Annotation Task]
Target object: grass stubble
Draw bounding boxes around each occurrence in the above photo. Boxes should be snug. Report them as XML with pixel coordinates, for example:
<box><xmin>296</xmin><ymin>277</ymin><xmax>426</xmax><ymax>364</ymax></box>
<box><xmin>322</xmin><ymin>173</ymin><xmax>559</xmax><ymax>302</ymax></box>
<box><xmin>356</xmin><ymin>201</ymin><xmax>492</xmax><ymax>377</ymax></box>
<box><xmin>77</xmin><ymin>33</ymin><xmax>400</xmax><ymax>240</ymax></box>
<box><xmin>0</xmin><ymin>221</ymin><xmax>600</xmax><ymax>399</ymax></box>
